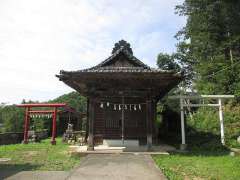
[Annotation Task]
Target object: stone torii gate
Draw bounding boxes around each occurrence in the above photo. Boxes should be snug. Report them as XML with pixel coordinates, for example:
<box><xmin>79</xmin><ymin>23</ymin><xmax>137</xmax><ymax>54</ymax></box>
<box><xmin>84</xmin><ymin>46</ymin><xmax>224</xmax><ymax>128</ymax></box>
<box><xmin>17</xmin><ymin>103</ymin><xmax>66</xmax><ymax>145</ymax></box>
<box><xmin>169</xmin><ymin>95</ymin><xmax>234</xmax><ymax>150</ymax></box>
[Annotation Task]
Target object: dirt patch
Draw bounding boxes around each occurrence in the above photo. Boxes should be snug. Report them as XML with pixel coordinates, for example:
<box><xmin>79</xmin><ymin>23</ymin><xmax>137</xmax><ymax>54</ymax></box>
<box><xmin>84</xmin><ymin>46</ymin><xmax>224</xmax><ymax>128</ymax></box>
<box><xmin>0</xmin><ymin>158</ymin><xmax>11</xmax><ymax>162</ymax></box>
<box><xmin>22</xmin><ymin>151</ymin><xmax>39</xmax><ymax>158</ymax></box>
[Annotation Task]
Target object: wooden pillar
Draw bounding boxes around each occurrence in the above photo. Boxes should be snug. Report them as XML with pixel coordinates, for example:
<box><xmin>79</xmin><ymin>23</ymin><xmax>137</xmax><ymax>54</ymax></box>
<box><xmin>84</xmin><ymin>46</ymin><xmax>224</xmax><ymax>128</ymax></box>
<box><xmin>146</xmin><ymin>97</ymin><xmax>153</xmax><ymax>151</ymax></box>
<box><xmin>85</xmin><ymin>98</ymin><xmax>89</xmax><ymax>143</ymax></box>
<box><xmin>121</xmin><ymin>96</ymin><xmax>125</xmax><ymax>145</ymax></box>
<box><xmin>218</xmin><ymin>98</ymin><xmax>225</xmax><ymax>145</ymax></box>
<box><xmin>23</xmin><ymin>107</ymin><xmax>30</xmax><ymax>144</ymax></box>
<box><xmin>87</xmin><ymin>97</ymin><xmax>95</xmax><ymax>151</ymax></box>
<box><xmin>153</xmin><ymin>99</ymin><xmax>157</xmax><ymax>143</ymax></box>
<box><xmin>77</xmin><ymin>115</ymin><xmax>82</xmax><ymax>131</ymax></box>
<box><xmin>51</xmin><ymin>107</ymin><xmax>57</xmax><ymax>145</ymax></box>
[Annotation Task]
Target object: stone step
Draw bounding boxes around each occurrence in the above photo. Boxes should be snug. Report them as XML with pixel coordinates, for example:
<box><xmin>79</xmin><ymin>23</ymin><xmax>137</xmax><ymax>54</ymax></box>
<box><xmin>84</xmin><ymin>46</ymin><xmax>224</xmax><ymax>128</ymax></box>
<box><xmin>103</xmin><ymin>139</ymin><xmax>139</xmax><ymax>147</ymax></box>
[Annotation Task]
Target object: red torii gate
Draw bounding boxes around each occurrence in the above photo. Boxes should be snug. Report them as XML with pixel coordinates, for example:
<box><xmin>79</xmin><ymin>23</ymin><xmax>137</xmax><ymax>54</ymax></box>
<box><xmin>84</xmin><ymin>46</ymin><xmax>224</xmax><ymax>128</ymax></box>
<box><xmin>17</xmin><ymin>103</ymin><xmax>66</xmax><ymax>145</ymax></box>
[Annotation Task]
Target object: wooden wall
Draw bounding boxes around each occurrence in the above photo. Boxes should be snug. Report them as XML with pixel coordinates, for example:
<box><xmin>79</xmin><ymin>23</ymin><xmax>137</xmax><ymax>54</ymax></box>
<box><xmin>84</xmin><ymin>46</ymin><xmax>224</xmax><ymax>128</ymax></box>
<box><xmin>93</xmin><ymin>97</ymin><xmax>147</xmax><ymax>142</ymax></box>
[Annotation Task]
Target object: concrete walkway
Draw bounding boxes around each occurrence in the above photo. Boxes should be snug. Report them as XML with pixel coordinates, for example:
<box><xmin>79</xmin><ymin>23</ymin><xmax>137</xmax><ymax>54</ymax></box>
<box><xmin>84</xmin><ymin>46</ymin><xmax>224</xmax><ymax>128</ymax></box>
<box><xmin>68</xmin><ymin>154</ymin><xmax>166</xmax><ymax>180</ymax></box>
<box><xmin>1</xmin><ymin>154</ymin><xmax>166</xmax><ymax>180</ymax></box>
<box><xmin>0</xmin><ymin>171</ymin><xmax>69</xmax><ymax>180</ymax></box>
<box><xmin>70</xmin><ymin>144</ymin><xmax>175</xmax><ymax>155</ymax></box>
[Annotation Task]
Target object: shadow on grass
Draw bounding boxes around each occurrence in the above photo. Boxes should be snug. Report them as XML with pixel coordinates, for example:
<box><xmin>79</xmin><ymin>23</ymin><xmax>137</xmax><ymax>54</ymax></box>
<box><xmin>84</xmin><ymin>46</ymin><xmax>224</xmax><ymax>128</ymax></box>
<box><xmin>160</xmin><ymin>127</ymin><xmax>230</xmax><ymax>156</ymax></box>
<box><xmin>171</xmin><ymin>148</ymin><xmax>229</xmax><ymax>157</ymax></box>
<box><xmin>0</xmin><ymin>163</ymin><xmax>41</xmax><ymax>179</ymax></box>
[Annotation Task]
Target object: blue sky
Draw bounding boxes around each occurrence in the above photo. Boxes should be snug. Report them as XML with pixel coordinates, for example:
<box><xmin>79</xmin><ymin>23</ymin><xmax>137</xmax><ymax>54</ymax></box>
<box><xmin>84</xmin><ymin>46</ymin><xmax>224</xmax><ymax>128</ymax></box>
<box><xmin>0</xmin><ymin>0</ymin><xmax>185</xmax><ymax>104</ymax></box>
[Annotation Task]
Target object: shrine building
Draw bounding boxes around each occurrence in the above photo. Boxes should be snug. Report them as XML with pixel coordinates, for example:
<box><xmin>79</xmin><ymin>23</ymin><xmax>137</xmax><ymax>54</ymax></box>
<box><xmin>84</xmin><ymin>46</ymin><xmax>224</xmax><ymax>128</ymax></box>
<box><xmin>57</xmin><ymin>40</ymin><xmax>183</xmax><ymax>150</ymax></box>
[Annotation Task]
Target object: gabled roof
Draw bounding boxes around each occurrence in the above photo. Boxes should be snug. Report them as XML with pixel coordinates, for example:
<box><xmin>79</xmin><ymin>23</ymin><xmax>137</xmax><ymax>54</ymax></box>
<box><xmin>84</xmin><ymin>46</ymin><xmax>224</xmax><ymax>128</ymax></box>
<box><xmin>58</xmin><ymin>40</ymin><xmax>182</xmax><ymax>75</ymax></box>
<box><xmin>89</xmin><ymin>46</ymin><xmax>150</xmax><ymax>70</ymax></box>
<box><xmin>56</xmin><ymin>40</ymin><xmax>183</xmax><ymax>98</ymax></box>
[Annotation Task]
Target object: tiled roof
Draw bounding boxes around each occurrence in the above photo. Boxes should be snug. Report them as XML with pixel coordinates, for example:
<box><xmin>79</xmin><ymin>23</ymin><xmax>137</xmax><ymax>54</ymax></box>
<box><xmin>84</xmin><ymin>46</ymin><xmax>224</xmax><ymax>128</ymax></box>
<box><xmin>88</xmin><ymin>47</ymin><xmax>150</xmax><ymax>70</ymax></box>
<box><xmin>58</xmin><ymin>40</ymin><xmax>182</xmax><ymax>76</ymax></box>
<box><xmin>72</xmin><ymin>66</ymin><xmax>176</xmax><ymax>73</ymax></box>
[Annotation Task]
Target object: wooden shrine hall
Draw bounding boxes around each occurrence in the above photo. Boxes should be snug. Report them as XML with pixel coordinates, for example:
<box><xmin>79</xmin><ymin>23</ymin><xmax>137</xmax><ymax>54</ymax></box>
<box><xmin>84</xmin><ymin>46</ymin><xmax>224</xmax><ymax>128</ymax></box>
<box><xmin>57</xmin><ymin>40</ymin><xmax>183</xmax><ymax>150</ymax></box>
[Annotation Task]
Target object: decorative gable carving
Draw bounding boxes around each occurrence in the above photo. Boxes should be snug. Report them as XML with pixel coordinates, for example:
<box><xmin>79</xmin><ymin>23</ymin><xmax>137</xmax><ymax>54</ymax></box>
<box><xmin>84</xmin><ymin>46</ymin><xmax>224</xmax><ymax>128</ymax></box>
<box><xmin>93</xmin><ymin>40</ymin><xmax>149</xmax><ymax>69</ymax></box>
<box><xmin>102</xmin><ymin>54</ymin><xmax>137</xmax><ymax>68</ymax></box>
<box><xmin>112</xmin><ymin>40</ymin><xmax>133</xmax><ymax>55</ymax></box>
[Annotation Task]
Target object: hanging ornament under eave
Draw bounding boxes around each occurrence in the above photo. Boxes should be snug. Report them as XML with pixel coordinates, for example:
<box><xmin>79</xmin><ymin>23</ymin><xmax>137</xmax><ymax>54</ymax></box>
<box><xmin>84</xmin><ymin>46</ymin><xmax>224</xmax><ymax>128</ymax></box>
<box><xmin>107</xmin><ymin>102</ymin><xmax>110</xmax><ymax>107</ymax></box>
<box><xmin>134</xmin><ymin>105</ymin><xmax>137</xmax><ymax>111</ymax></box>
<box><xmin>114</xmin><ymin>104</ymin><xmax>117</xmax><ymax>110</ymax></box>
<box><xmin>139</xmin><ymin>104</ymin><xmax>141</xmax><ymax>110</ymax></box>
<box><xmin>119</xmin><ymin>104</ymin><xmax>121</xmax><ymax>110</ymax></box>
<box><xmin>129</xmin><ymin>105</ymin><xmax>132</xmax><ymax>111</ymax></box>
<box><xmin>100</xmin><ymin>102</ymin><xmax>104</xmax><ymax>108</ymax></box>
<box><xmin>125</xmin><ymin>105</ymin><xmax>127</xmax><ymax>110</ymax></box>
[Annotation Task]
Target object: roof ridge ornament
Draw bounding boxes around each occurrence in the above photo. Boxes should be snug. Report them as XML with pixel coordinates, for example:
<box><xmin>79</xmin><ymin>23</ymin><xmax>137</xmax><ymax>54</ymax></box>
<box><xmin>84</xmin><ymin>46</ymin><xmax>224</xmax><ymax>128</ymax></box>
<box><xmin>112</xmin><ymin>40</ymin><xmax>133</xmax><ymax>55</ymax></box>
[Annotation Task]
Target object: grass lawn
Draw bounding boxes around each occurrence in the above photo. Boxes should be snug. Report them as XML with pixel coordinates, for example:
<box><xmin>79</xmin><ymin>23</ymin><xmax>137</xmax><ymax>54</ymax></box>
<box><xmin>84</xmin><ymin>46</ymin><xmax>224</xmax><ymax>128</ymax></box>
<box><xmin>0</xmin><ymin>138</ymin><xmax>80</xmax><ymax>171</ymax></box>
<box><xmin>153</xmin><ymin>150</ymin><xmax>240</xmax><ymax>180</ymax></box>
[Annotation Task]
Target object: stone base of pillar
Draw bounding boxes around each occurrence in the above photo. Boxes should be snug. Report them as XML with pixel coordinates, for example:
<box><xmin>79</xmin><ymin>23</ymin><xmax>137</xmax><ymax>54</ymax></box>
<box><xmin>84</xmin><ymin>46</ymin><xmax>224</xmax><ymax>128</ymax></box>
<box><xmin>180</xmin><ymin>144</ymin><xmax>187</xmax><ymax>151</ymax></box>
<box><xmin>147</xmin><ymin>146</ymin><xmax>153</xmax><ymax>152</ymax></box>
<box><xmin>22</xmin><ymin>140</ymin><xmax>28</xmax><ymax>144</ymax></box>
<box><xmin>51</xmin><ymin>140</ymin><xmax>56</xmax><ymax>145</ymax></box>
<box><xmin>147</xmin><ymin>135</ymin><xmax>152</xmax><ymax>151</ymax></box>
<box><xmin>87</xmin><ymin>145</ymin><xmax>94</xmax><ymax>151</ymax></box>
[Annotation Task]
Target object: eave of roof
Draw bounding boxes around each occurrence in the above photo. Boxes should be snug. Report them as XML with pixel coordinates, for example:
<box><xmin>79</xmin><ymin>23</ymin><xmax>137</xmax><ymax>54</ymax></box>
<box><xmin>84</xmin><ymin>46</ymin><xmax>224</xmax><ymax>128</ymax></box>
<box><xmin>56</xmin><ymin>68</ymin><xmax>183</xmax><ymax>83</ymax></box>
<box><xmin>58</xmin><ymin>66</ymin><xmax>183</xmax><ymax>75</ymax></box>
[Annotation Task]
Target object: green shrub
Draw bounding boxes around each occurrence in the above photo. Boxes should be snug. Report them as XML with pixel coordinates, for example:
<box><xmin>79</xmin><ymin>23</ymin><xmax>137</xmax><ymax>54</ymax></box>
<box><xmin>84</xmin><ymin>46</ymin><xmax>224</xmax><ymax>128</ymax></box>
<box><xmin>187</xmin><ymin>102</ymin><xmax>240</xmax><ymax>148</ymax></box>
<box><xmin>0</xmin><ymin>105</ymin><xmax>24</xmax><ymax>132</ymax></box>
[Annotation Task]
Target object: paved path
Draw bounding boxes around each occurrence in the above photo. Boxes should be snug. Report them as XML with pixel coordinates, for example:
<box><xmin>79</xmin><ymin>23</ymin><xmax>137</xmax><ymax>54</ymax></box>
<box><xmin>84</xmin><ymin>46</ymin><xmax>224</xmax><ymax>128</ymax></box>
<box><xmin>68</xmin><ymin>154</ymin><xmax>166</xmax><ymax>180</ymax></box>
<box><xmin>1</xmin><ymin>154</ymin><xmax>166</xmax><ymax>180</ymax></box>
<box><xmin>0</xmin><ymin>171</ymin><xmax>69</xmax><ymax>180</ymax></box>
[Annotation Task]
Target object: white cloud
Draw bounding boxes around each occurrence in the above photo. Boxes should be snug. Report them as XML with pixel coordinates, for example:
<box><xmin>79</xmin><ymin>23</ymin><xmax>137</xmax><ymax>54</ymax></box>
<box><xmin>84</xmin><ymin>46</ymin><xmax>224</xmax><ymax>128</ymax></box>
<box><xmin>0</xmin><ymin>0</ymin><xmax>185</xmax><ymax>104</ymax></box>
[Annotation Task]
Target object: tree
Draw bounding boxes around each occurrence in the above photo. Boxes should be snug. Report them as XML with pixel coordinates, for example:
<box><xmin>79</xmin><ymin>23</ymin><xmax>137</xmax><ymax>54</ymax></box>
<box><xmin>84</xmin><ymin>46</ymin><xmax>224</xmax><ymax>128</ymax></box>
<box><xmin>50</xmin><ymin>91</ymin><xmax>87</xmax><ymax>112</ymax></box>
<box><xmin>0</xmin><ymin>106</ymin><xmax>24</xmax><ymax>132</ymax></box>
<box><xmin>157</xmin><ymin>53</ymin><xmax>180</xmax><ymax>71</ymax></box>
<box><xmin>175</xmin><ymin>0</ymin><xmax>240</xmax><ymax>95</ymax></box>
<box><xmin>157</xmin><ymin>52</ymin><xmax>193</xmax><ymax>89</ymax></box>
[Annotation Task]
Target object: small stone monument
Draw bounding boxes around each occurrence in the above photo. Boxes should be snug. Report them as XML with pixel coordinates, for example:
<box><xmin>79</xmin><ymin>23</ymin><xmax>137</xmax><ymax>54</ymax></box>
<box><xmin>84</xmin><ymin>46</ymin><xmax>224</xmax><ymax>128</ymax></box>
<box><xmin>237</xmin><ymin>136</ymin><xmax>240</xmax><ymax>144</ymax></box>
<box><xmin>28</xmin><ymin>125</ymin><xmax>40</xmax><ymax>143</ymax></box>
<box><xmin>62</xmin><ymin>123</ymin><xmax>76</xmax><ymax>143</ymax></box>
<box><xmin>66</xmin><ymin>123</ymin><xmax>73</xmax><ymax>133</ymax></box>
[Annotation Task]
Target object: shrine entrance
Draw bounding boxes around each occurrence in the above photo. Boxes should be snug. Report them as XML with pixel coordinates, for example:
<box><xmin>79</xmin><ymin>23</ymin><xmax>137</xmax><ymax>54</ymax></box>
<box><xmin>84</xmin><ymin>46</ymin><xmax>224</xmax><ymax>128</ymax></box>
<box><xmin>96</xmin><ymin>96</ymin><xmax>147</xmax><ymax>145</ymax></box>
<box><xmin>17</xmin><ymin>103</ymin><xmax>66</xmax><ymax>145</ymax></box>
